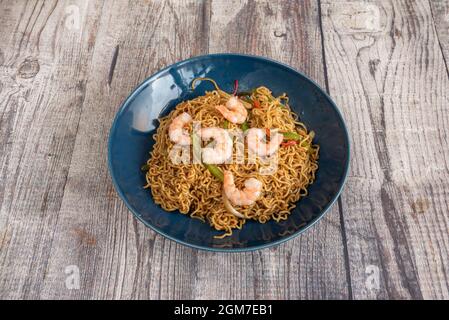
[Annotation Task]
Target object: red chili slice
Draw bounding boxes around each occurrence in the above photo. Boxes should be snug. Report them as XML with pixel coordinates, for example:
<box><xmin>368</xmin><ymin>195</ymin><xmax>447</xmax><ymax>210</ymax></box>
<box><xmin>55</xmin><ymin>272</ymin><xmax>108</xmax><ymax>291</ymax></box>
<box><xmin>233</xmin><ymin>80</ymin><xmax>239</xmax><ymax>96</ymax></box>
<box><xmin>281</xmin><ymin>140</ymin><xmax>297</xmax><ymax>148</ymax></box>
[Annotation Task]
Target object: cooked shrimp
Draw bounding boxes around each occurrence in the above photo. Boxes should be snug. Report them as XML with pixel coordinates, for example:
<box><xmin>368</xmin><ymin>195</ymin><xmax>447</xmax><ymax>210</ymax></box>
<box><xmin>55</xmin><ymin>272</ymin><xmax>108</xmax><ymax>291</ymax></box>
<box><xmin>199</xmin><ymin>127</ymin><xmax>233</xmax><ymax>164</ymax></box>
<box><xmin>168</xmin><ymin>112</ymin><xmax>192</xmax><ymax>145</ymax></box>
<box><xmin>215</xmin><ymin>96</ymin><xmax>248</xmax><ymax>124</ymax></box>
<box><xmin>247</xmin><ymin>128</ymin><xmax>283</xmax><ymax>157</ymax></box>
<box><xmin>223</xmin><ymin>170</ymin><xmax>262</xmax><ymax>206</ymax></box>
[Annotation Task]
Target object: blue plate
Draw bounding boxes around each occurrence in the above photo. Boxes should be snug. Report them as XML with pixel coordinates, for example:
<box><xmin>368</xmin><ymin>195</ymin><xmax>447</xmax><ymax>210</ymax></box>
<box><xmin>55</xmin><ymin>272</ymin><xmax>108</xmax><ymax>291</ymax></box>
<box><xmin>108</xmin><ymin>54</ymin><xmax>350</xmax><ymax>252</ymax></box>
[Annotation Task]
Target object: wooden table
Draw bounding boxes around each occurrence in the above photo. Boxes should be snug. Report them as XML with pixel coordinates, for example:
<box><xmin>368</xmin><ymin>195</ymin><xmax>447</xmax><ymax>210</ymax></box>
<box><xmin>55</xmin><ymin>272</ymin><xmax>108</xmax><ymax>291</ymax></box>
<box><xmin>0</xmin><ymin>0</ymin><xmax>448</xmax><ymax>300</ymax></box>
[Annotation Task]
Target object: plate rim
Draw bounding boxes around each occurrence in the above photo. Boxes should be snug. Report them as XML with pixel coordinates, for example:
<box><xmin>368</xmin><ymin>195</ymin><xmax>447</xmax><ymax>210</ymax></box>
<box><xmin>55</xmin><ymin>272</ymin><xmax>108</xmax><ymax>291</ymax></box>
<box><xmin>107</xmin><ymin>53</ymin><xmax>351</xmax><ymax>252</ymax></box>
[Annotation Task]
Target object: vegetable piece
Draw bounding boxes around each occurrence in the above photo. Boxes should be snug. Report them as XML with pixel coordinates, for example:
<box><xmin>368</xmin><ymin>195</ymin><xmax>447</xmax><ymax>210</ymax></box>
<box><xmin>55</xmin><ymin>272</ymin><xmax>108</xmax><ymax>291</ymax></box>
<box><xmin>236</xmin><ymin>91</ymin><xmax>254</xmax><ymax>97</ymax></box>
<box><xmin>241</xmin><ymin>122</ymin><xmax>250</xmax><ymax>132</ymax></box>
<box><xmin>223</xmin><ymin>120</ymin><xmax>229</xmax><ymax>129</ymax></box>
<box><xmin>253</xmin><ymin>100</ymin><xmax>261</xmax><ymax>108</ymax></box>
<box><xmin>281</xmin><ymin>132</ymin><xmax>302</xmax><ymax>141</ymax></box>
<box><xmin>222</xmin><ymin>190</ymin><xmax>246</xmax><ymax>219</ymax></box>
<box><xmin>141</xmin><ymin>164</ymin><xmax>150</xmax><ymax>171</ymax></box>
<box><xmin>192</xmin><ymin>132</ymin><xmax>224</xmax><ymax>182</ymax></box>
<box><xmin>204</xmin><ymin>164</ymin><xmax>224</xmax><ymax>182</ymax></box>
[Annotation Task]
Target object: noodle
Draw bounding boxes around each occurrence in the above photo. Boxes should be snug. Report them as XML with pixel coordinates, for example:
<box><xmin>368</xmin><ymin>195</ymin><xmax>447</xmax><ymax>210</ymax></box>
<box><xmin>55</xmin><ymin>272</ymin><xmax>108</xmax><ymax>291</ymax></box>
<box><xmin>144</xmin><ymin>81</ymin><xmax>319</xmax><ymax>238</ymax></box>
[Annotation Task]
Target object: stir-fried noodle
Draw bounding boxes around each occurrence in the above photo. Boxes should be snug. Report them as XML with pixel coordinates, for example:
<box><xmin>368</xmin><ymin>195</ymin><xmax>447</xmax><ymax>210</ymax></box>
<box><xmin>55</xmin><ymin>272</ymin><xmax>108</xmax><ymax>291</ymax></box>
<box><xmin>144</xmin><ymin>79</ymin><xmax>319</xmax><ymax>238</ymax></box>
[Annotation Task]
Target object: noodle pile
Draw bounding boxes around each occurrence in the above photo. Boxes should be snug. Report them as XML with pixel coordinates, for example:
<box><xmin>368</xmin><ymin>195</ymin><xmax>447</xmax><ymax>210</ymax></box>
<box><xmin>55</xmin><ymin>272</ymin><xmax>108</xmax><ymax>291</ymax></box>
<box><xmin>144</xmin><ymin>80</ymin><xmax>319</xmax><ymax>238</ymax></box>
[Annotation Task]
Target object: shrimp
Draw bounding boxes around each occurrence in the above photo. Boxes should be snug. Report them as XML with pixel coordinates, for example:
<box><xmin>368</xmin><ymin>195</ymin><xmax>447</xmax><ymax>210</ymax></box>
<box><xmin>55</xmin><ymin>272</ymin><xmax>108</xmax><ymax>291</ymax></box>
<box><xmin>247</xmin><ymin>128</ymin><xmax>284</xmax><ymax>157</ymax></box>
<box><xmin>215</xmin><ymin>96</ymin><xmax>248</xmax><ymax>124</ymax></box>
<box><xmin>168</xmin><ymin>112</ymin><xmax>192</xmax><ymax>145</ymax></box>
<box><xmin>199</xmin><ymin>127</ymin><xmax>233</xmax><ymax>164</ymax></box>
<box><xmin>223</xmin><ymin>170</ymin><xmax>262</xmax><ymax>206</ymax></box>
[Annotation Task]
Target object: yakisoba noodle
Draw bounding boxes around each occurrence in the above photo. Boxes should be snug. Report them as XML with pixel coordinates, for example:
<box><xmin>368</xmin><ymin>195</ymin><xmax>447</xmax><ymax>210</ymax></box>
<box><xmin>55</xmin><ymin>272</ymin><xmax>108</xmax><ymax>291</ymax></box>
<box><xmin>144</xmin><ymin>78</ymin><xmax>319</xmax><ymax>238</ymax></box>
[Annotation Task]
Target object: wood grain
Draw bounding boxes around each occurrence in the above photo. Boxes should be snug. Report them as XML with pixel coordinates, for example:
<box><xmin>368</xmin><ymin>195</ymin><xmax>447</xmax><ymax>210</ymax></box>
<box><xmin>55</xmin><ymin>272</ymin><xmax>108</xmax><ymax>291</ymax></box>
<box><xmin>40</xmin><ymin>0</ymin><xmax>208</xmax><ymax>300</ymax></box>
<box><xmin>320</xmin><ymin>0</ymin><xmax>449</xmax><ymax>299</ymax></box>
<box><xmin>430</xmin><ymin>0</ymin><xmax>449</xmax><ymax>73</ymax></box>
<box><xmin>0</xmin><ymin>0</ymin><xmax>104</xmax><ymax>299</ymax></box>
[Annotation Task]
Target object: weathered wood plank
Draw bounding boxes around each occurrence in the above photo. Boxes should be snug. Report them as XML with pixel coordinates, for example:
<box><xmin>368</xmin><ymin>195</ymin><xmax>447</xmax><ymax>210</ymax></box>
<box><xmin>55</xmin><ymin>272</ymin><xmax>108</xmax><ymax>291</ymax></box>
<box><xmin>207</xmin><ymin>0</ymin><xmax>350</xmax><ymax>299</ymax></box>
<box><xmin>2</xmin><ymin>0</ymin><xmax>447</xmax><ymax>300</ymax></box>
<box><xmin>39</xmin><ymin>0</ymin><xmax>209</xmax><ymax>299</ymax></box>
<box><xmin>430</xmin><ymin>0</ymin><xmax>449</xmax><ymax>73</ymax></box>
<box><xmin>0</xmin><ymin>0</ymin><xmax>103</xmax><ymax>299</ymax></box>
<box><xmin>39</xmin><ymin>0</ymin><xmax>350</xmax><ymax>299</ymax></box>
<box><xmin>321</xmin><ymin>0</ymin><xmax>449</xmax><ymax>299</ymax></box>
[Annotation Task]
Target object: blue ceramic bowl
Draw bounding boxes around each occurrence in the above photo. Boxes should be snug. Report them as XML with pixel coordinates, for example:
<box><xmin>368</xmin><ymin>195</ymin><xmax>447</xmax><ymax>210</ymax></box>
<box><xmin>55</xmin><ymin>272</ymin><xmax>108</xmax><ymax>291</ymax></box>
<box><xmin>108</xmin><ymin>54</ymin><xmax>350</xmax><ymax>252</ymax></box>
